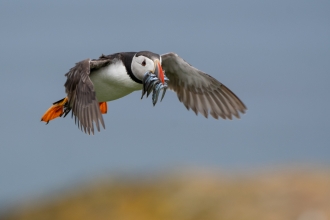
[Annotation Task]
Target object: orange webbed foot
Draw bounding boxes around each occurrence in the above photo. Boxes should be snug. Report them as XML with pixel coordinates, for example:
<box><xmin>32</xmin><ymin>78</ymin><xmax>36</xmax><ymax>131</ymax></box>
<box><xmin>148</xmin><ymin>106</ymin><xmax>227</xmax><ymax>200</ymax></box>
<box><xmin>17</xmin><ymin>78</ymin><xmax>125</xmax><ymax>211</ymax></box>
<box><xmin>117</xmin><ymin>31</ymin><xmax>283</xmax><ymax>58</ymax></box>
<box><xmin>41</xmin><ymin>97</ymin><xmax>68</xmax><ymax>124</ymax></box>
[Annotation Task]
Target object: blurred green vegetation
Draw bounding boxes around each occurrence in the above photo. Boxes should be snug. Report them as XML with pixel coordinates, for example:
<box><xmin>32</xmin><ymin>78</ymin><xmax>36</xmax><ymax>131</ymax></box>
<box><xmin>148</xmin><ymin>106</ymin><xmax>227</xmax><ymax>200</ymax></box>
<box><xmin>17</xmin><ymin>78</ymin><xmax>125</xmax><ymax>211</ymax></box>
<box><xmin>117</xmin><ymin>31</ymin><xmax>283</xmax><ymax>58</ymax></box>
<box><xmin>1</xmin><ymin>168</ymin><xmax>330</xmax><ymax>220</ymax></box>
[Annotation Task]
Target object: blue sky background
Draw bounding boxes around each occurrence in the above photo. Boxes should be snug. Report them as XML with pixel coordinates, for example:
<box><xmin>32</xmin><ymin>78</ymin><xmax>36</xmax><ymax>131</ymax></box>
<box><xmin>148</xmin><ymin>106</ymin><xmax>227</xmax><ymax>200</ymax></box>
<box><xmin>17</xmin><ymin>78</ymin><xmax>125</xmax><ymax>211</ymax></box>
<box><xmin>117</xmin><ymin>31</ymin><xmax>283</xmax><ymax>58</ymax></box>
<box><xmin>0</xmin><ymin>0</ymin><xmax>329</xmax><ymax>208</ymax></box>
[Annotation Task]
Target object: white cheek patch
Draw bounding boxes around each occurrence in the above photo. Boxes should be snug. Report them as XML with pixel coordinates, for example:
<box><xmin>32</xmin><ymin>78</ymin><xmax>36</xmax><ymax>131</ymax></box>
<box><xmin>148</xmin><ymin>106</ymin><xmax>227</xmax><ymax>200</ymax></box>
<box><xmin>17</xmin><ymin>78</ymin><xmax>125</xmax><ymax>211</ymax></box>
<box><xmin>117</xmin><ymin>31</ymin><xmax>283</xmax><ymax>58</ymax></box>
<box><xmin>145</xmin><ymin>58</ymin><xmax>154</xmax><ymax>72</ymax></box>
<box><xmin>131</xmin><ymin>56</ymin><xmax>155</xmax><ymax>80</ymax></box>
<box><xmin>131</xmin><ymin>56</ymin><xmax>152</xmax><ymax>80</ymax></box>
<box><xmin>134</xmin><ymin>56</ymin><xmax>143</xmax><ymax>65</ymax></box>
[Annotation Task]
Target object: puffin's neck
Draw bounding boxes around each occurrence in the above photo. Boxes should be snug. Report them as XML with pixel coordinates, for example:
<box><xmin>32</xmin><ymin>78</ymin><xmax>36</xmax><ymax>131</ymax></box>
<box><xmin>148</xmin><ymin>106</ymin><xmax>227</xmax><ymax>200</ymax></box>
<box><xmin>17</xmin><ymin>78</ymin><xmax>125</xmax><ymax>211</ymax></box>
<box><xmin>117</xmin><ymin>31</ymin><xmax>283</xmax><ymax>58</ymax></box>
<box><xmin>120</xmin><ymin>52</ymin><xmax>142</xmax><ymax>84</ymax></box>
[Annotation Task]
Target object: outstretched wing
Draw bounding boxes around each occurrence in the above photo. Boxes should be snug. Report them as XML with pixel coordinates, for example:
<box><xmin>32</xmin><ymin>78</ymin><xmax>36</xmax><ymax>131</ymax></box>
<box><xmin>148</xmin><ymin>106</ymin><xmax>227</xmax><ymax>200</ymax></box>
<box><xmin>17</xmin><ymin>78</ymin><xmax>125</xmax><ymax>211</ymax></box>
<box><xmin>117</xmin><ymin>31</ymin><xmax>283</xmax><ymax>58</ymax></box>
<box><xmin>64</xmin><ymin>58</ymin><xmax>112</xmax><ymax>134</ymax></box>
<box><xmin>161</xmin><ymin>53</ymin><xmax>246</xmax><ymax>119</ymax></box>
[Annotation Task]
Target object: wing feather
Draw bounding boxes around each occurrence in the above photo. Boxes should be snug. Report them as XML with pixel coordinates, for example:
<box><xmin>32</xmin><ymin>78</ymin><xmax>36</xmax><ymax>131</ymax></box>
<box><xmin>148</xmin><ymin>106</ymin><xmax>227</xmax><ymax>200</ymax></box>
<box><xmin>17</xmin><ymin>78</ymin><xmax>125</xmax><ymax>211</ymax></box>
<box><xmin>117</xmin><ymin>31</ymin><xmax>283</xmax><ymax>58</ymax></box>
<box><xmin>64</xmin><ymin>58</ymin><xmax>111</xmax><ymax>134</ymax></box>
<box><xmin>161</xmin><ymin>52</ymin><xmax>246</xmax><ymax>119</ymax></box>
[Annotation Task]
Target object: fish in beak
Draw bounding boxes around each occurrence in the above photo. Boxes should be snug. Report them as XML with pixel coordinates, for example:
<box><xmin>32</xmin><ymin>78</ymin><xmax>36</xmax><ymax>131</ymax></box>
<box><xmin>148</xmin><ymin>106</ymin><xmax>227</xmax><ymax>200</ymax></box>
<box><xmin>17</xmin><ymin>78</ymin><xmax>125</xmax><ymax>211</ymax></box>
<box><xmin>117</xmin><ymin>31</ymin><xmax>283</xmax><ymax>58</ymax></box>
<box><xmin>153</xmin><ymin>59</ymin><xmax>165</xmax><ymax>84</ymax></box>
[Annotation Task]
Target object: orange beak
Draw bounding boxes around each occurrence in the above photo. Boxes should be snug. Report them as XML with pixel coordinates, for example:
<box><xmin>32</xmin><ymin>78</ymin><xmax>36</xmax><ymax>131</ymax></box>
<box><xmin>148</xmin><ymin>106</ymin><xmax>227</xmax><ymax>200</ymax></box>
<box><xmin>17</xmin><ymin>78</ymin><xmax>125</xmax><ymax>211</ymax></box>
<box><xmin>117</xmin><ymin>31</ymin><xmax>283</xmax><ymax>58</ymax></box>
<box><xmin>154</xmin><ymin>60</ymin><xmax>165</xmax><ymax>84</ymax></box>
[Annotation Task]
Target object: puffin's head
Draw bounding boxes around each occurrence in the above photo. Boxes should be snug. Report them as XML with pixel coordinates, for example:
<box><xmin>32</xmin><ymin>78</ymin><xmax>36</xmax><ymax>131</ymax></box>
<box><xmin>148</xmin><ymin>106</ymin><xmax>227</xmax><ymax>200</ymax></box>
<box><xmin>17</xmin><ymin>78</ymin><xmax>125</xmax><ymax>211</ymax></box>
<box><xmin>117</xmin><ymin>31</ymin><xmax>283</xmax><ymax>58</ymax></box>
<box><xmin>131</xmin><ymin>51</ymin><xmax>165</xmax><ymax>84</ymax></box>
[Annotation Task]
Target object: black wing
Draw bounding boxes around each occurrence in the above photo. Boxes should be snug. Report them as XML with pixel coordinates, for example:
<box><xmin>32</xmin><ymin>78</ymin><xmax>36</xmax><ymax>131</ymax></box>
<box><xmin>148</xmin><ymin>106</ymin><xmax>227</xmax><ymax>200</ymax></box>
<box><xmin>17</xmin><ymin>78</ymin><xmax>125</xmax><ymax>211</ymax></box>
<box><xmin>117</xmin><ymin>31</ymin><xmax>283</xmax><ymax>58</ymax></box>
<box><xmin>161</xmin><ymin>53</ymin><xmax>246</xmax><ymax>119</ymax></box>
<box><xmin>64</xmin><ymin>58</ymin><xmax>112</xmax><ymax>134</ymax></box>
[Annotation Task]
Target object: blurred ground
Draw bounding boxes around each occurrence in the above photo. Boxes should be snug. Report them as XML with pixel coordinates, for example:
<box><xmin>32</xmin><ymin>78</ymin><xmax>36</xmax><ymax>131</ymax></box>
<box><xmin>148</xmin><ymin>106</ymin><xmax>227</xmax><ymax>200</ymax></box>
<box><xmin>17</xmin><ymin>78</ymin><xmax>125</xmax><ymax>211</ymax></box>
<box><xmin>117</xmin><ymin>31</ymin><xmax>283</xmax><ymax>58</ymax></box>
<box><xmin>1</xmin><ymin>168</ymin><xmax>329</xmax><ymax>220</ymax></box>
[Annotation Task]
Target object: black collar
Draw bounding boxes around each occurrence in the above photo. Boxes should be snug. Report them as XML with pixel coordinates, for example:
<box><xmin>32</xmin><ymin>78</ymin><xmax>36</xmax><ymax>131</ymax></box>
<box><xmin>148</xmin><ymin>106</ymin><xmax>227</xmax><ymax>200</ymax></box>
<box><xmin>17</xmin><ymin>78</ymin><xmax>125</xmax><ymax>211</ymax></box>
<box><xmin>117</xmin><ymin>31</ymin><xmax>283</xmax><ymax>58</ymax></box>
<box><xmin>120</xmin><ymin>52</ymin><xmax>142</xmax><ymax>84</ymax></box>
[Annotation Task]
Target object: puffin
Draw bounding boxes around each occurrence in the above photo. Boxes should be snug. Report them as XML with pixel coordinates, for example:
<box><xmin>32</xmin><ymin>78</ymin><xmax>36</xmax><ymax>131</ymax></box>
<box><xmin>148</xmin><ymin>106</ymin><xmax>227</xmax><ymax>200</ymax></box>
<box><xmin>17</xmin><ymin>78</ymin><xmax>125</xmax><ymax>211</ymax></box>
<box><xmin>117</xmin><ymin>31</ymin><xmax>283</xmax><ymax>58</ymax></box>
<box><xmin>41</xmin><ymin>51</ymin><xmax>246</xmax><ymax>134</ymax></box>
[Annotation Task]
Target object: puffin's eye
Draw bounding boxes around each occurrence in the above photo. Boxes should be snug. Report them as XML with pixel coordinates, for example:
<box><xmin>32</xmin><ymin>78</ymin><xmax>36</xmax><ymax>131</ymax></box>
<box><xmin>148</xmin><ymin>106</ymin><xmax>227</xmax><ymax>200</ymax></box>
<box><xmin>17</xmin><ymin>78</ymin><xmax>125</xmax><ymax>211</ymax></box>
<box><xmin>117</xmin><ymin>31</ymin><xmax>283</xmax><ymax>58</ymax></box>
<box><xmin>142</xmin><ymin>60</ymin><xmax>146</xmax><ymax>66</ymax></box>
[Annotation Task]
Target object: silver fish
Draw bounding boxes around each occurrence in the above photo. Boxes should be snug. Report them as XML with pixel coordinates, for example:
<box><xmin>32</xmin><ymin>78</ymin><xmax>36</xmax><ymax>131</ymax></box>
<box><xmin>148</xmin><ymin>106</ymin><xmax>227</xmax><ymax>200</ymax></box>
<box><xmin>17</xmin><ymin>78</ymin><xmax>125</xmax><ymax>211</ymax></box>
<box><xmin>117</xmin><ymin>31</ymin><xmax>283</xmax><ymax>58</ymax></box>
<box><xmin>141</xmin><ymin>72</ymin><xmax>169</xmax><ymax>106</ymax></box>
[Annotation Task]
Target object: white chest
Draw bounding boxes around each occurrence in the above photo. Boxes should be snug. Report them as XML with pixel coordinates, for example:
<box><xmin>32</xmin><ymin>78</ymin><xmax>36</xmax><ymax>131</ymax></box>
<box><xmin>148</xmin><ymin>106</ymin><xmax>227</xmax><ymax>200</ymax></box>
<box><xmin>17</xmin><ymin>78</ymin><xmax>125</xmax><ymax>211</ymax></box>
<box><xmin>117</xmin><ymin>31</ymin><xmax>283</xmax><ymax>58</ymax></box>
<box><xmin>89</xmin><ymin>61</ymin><xmax>142</xmax><ymax>102</ymax></box>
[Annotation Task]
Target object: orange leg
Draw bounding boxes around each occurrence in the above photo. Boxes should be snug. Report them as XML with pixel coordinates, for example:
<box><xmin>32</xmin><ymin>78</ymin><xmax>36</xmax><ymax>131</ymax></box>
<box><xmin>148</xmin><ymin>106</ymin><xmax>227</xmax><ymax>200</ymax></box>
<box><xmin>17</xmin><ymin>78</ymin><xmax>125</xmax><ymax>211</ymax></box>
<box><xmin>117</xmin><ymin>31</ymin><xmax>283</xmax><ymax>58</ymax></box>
<box><xmin>99</xmin><ymin>102</ymin><xmax>108</xmax><ymax>114</ymax></box>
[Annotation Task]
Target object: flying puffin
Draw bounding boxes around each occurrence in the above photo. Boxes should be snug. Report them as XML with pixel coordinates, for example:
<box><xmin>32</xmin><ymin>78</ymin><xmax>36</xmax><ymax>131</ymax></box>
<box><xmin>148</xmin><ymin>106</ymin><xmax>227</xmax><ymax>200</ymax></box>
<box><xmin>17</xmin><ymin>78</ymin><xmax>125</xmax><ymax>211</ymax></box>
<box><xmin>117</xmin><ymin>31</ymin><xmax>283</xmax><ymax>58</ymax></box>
<box><xmin>41</xmin><ymin>51</ymin><xmax>246</xmax><ymax>134</ymax></box>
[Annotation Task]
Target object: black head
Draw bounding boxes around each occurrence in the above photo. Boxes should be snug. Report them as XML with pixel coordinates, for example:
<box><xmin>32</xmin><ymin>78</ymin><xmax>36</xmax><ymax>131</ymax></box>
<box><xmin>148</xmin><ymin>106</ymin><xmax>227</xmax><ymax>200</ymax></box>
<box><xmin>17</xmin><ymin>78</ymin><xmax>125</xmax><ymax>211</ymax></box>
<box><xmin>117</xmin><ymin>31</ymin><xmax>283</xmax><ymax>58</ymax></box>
<box><xmin>131</xmin><ymin>51</ymin><xmax>164</xmax><ymax>84</ymax></box>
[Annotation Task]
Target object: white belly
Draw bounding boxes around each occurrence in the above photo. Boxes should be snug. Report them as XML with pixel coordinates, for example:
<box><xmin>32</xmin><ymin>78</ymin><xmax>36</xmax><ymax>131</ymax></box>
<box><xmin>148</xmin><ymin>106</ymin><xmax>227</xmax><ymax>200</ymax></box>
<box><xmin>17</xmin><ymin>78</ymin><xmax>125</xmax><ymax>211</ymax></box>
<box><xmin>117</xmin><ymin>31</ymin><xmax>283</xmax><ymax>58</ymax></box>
<box><xmin>89</xmin><ymin>61</ymin><xmax>142</xmax><ymax>102</ymax></box>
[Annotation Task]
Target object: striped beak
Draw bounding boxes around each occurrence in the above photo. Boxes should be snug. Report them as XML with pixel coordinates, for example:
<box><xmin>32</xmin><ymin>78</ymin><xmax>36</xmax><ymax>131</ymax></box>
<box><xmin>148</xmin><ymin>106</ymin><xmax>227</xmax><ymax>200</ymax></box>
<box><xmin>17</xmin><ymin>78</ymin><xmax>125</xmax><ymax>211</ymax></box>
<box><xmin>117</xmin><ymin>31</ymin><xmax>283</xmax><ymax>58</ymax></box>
<box><xmin>153</xmin><ymin>59</ymin><xmax>165</xmax><ymax>84</ymax></box>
